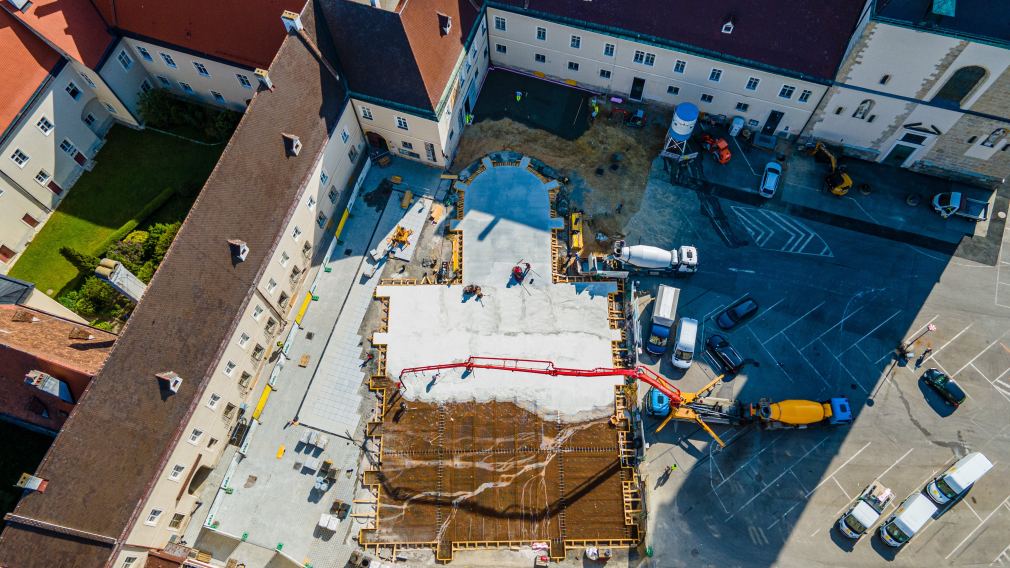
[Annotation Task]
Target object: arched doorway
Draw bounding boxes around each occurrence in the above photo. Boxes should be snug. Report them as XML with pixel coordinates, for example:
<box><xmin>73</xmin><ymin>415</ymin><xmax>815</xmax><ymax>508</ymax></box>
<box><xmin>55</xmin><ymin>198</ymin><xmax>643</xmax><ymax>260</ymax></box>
<box><xmin>365</xmin><ymin>131</ymin><xmax>389</xmax><ymax>152</ymax></box>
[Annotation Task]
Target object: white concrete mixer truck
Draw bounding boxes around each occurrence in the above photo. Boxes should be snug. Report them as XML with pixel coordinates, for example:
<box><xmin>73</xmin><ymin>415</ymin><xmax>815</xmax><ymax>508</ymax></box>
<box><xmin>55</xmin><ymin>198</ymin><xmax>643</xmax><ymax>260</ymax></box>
<box><xmin>613</xmin><ymin>240</ymin><xmax>698</xmax><ymax>274</ymax></box>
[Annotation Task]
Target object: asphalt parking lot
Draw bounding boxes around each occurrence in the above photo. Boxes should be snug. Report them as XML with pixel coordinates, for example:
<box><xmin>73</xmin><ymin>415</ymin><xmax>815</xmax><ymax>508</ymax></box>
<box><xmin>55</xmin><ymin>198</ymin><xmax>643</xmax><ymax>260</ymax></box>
<box><xmin>627</xmin><ymin>159</ymin><xmax>1010</xmax><ymax>567</ymax></box>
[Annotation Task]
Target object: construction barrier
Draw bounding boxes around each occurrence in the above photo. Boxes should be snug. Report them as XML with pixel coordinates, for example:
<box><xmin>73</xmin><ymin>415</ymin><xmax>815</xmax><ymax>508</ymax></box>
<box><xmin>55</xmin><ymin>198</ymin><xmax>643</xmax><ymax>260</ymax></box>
<box><xmin>251</xmin><ymin>385</ymin><xmax>272</xmax><ymax>421</ymax></box>
<box><xmin>293</xmin><ymin>292</ymin><xmax>313</xmax><ymax>326</ymax></box>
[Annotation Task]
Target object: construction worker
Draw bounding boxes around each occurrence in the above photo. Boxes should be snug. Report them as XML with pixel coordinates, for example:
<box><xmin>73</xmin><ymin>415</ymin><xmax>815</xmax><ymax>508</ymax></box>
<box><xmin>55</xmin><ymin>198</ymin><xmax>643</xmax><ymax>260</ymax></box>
<box><xmin>515</xmin><ymin>90</ymin><xmax>523</xmax><ymax>102</ymax></box>
<box><xmin>465</xmin><ymin>113</ymin><xmax>474</xmax><ymax>125</ymax></box>
<box><xmin>512</xmin><ymin>265</ymin><xmax>525</xmax><ymax>283</ymax></box>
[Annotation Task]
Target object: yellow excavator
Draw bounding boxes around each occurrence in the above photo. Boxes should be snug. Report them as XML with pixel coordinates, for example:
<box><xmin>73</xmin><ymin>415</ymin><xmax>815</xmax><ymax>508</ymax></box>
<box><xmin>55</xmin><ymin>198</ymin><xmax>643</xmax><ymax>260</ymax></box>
<box><xmin>808</xmin><ymin>142</ymin><xmax>853</xmax><ymax>196</ymax></box>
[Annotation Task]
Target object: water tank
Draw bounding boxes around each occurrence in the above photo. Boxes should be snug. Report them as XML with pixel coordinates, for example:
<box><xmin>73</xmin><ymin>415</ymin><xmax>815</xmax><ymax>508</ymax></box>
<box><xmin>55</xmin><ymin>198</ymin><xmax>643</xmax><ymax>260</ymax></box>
<box><xmin>669</xmin><ymin>103</ymin><xmax>699</xmax><ymax>142</ymax></box>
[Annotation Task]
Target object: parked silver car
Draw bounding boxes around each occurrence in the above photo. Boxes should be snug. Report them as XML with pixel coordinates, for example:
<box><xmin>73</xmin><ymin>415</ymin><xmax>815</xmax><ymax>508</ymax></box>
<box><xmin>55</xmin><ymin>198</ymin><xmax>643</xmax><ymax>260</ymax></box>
<box><xmin>759</xmin><ymin>161</ymin><xmax>782</xmax><ymax>198</ymax></box>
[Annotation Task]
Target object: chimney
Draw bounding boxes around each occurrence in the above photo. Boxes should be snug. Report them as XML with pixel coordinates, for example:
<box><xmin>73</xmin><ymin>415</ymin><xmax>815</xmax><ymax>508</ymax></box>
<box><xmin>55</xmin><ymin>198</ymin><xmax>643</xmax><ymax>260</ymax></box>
<box><xmin>229</xmin><ymin>239</ymin><xmax>249</xmax><ymax>261</ymax></box>
<box><xmin>281</xmin><ymin>10</ymin><xmax>304</xmax><ymax>33</ymax></box>
<box><xmin>95</xmin><ymin>259</ymin><xmax>147</xmax><ymax>303</ymax></box>
<box><xmin>283</xmin><ymin>133</ymin><xmax>302</xmax><ymax>156</ymax></box>
<box><xmin>255</xmin><ymin>68</ymin><xmax>274</xmax><ymax>91</ymax></box>
<box><xmin>156</xmin><ymin>371</ymin><xmax>183</xmax><ymax>394</ymax></box>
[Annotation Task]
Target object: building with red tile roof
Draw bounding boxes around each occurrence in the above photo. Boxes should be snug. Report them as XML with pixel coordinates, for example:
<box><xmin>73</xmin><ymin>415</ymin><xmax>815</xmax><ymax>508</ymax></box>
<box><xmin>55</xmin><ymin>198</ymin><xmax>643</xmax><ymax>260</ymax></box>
<box><xmin>1</xmin><ymin>0</ymin><xmax>113</xmax><ymax>67</ymax></box>
<box><xmin>0</xmin><ymin>9</ymin><xmax>61</xmax><ymax>130</ymax></box>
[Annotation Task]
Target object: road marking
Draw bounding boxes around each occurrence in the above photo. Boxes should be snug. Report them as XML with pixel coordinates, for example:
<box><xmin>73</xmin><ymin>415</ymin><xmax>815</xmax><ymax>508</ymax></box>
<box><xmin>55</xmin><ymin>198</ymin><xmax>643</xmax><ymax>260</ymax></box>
<box><xmin>748</xmin><ymin>327</ymin><xmax>795</xmax><ymax>383</ymax></box>
<box><xmin>946</xmin><ymin>494</ymin><xmax>1010</xmax><ymax>560</ymax></box>
<box><xmin>726</xmin><ymin>438</ymin><xmax>827</xmax><ymax>521</ymax></box>
<box><xmin>832</xmin><ymin>477</ymin><xmax>851</xmax><ymax>500</ymax></box>
<box><xmin>820</xmin><ymin>338</ymin><xmax>871</xmax><ymax>394</ymax></box>
<box><xmin>955</xmin><ymin>334</ymin><xmax>1008</xmax><ymax>376</ymax></box>
<box><xmin>782</xmin><ymin>334</ymin><xmax>831</xmax><ymax>388</ymax></box>
<box><xmin>805</xmin><ymin>441</ymin><xmax>872</xmax><ymax>498</ymax></box>
<box><xmin>801</xmin><ymin>306</ymin><xmax>865</xmax><ymax>350</ymax></box>
<box><xmin>731</xmin><ymin>206</ymin><xmax>833</xmax><ymax>257</ymax></box>
<box><xmin>876</xmin><ymin>447</ymin><xmax>915</xmax><ymax>480</ymax></box>
<box><xmin>965</xmin><ymin>500</ymin><xmax>984</xmax><ymax>522</ymax></box>
<box><xmin>992</xmin><ymin>543</ymin><xmax>1010</xmax><ymax>566</ymax></box>
<box><xmin>748</xmin><ymin>525</ymin><xmax>770</xmax><ymax>545</ymax></box>
<box><xmin>763</xmin><ymin>301</ymin><xmax>825</xmax><ymax>346</ymax></box>
<box><xmin>924</xmin><ymin>323</ymin><xmax>974</xmax><ymax>365</ymax></box>
<box><xmin>976</xmin><ymin>364</ymin><xmax>1010</xmax><ymax>403</ymax></box>
<box><xmin>844</xmin><ymin>310</ymin><xmax>903</xmax><ymax>353</ymax></box>
<box><xmin>711</xmin><ymin>433</ymin><xmax>785</xmax><ymax>491</ymax></box>
<box><xmin>901</xmin><ymin>314</ymin><xmax>940</xmax><ymax>345</ymax></box>
<box><xmin>790</xmin><ymin>470</ymin><xmax>810</xmax><ymax>495</ymax></box>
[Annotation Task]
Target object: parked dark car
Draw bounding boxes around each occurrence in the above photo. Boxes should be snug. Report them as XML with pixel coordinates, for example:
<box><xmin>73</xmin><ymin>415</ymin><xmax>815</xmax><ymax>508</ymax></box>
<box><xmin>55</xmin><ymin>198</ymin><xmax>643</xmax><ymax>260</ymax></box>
<box><xmin>716</xmin><ymin>297</ymin><xmax>760</xmax><ymax>330</ymax></box>
<box><xmin>707</xmin><ymin>334</ymin><xmax>744</xmax><ymax>373</ymax></box>
<box><xmin>921</xmin><ymin>368</ymin><xmax>966</xmax><ymax>408</ymax></box>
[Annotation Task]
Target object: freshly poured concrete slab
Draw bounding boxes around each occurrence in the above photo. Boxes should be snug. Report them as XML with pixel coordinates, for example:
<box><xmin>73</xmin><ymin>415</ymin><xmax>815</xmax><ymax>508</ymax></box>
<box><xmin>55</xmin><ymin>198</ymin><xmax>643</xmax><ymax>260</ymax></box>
<box><xmin>374</xmin><ymin>161</ymin><xmax>621</xmax><ymax>420</ymax></box>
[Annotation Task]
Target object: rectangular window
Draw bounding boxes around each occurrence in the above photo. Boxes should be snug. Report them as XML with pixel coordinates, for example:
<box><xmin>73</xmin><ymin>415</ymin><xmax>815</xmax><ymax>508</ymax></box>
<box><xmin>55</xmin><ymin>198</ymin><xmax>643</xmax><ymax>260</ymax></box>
<box><xmin>123</xmin><ymin>557</ymin><xmax>138</xmax><ymax>568</ymax></box>
<box><xmin>237</xmin><ymin>74</ymin><xmax>252</xmax><ymax>89</ymax></box>
<box><xmin>306</xmin><ymin>195</ymin><xmax>316</xmax><ymax>211</ymax></box>
<box><xmin>160</xmin><ymin>52</ymin><xmax>176</xmax><ymax>68</ymax></box>
<box><xmin>117</xmin><ymin>50</ymin><xmax>133</xmax><ymax>70</ymax></box>
<box><xmin>320</xmin><ymin>169</ymin><xmax>329</xmax><ymax>185</ymax></box>
<box><xmin>65</xmin><ymin>82</ymin><xmax>81</xmax><ymax>100</ymax></box>
<box><xmin>535</xmin><ymin>53</ymin><xmax>546</xmax><ymax>63</ymax></box>
<box><xmin>667</xmin><ymin>85</ymin><xmax>680</xmax><ymax>95</ymax></box>
<box><xmin>494</xmin><ymin>15</ymin><xmax>505</xmax><ymax>31</ymax></box>
<box><xmin>22</xmin><ymin>214</ymin><xmax>39</xmax><ymax>228</ymax></box>
<box><xmin>798</xmin><ymin>89</ymin><xmax>812</xmax><ymax>103</ymax></box>
<box><xmin>83</xmin><ymin>113</ymin><xmax>95</xmax><ymax>126</ymax></box>
<box><xmin>361</xmin><ymin>106</ymin><xmax>373</xmax><ymax>120</ymax></box>
<box><xmin>401</xmin><ymin>141</ymin><xmax>414</xmax><ymax>150</ymax></box>
<box><xmin>644</xmin><ymin>53</ymin><xmax>655</xmax><ymax>66</ymax></box>
<box><xmin>145</xmin><ymin>509</ymin><xmax>162</xmax><ymax>526</ymax></box>
<box><xmin>748</xmin><ymin>118</ymin><xmax>760</xmax><ymax>127</ymax></box>
<box><xmin>179</xmin><ymin>82</ymin><xmax>194</xmax><ymax>95</ymax></box>
<box><xmin>238</xmin><ymin>333</ymin><xmax>250</xmax><ymax>348</ymax></box>
<box><xmin>746</xmin><ymin>77</ymin><xmax>760</xmax><ymax>91</ymax></box>
<box><xmin>188</xmin><ymin>429</ymin><xmax>203</xmax><ymax>444</ymax></box>
<box><xmin>224</xmin><ymin>403</ymin><xmax>237</xmax><ymax>419</ymax></box>
<box><xmin>701</xmin><ymin>94</ymin><xmax>714</xmax><ymax>103</ymax></box>
<box><xmin>60</xmin><ymin>139</ymin><xmax>77</xmax><ymax>156</ymax></box>
<box><xmin>169</xmin><ymin>464</ymin><xmax>185</xmax><ymax>481</ymax></box>
<box><xmin>600</xmin><ymin>69</ymin><xmax>611</xmax><ymax>79</ymax></box>
<box><xmin>158</xmin><ymin>75</ymin><xmax>171</xmax><ymax>88</ymax></box>
<box><xmin>570</xmin><ymin>35</ymin><xmax>581</xmax><ymax>49</ymax></box>
<box><xmin>224</xmin><ymin>360</ymin><xmax>237</xmax><ymax>375</ymax></box>
<box><xmin>495</xmin><ymin>43</ymin><xmax>506</xmax><ymax>54</ymax></box>
<box><xmin>340</xmin><ymin>128</ymin><xmax>350</xmax><ymax>143</ymax></box>
<box><xmin>253</xmin><ymin>304</ymin><xmax>264</xmax><ymax>320</ymax></box>
<box><xmin>168</xmin><ymin>513</ymin><xmax>185</xmax><ymax>530</ymax></box>
<box><xmin>328</xmin><ymin>186</ymin><xmax>338</xmax><ymax>203</ymax></box>
<box><xmin>0</xmin><ymin>246</ymin><xmax>15</xmax><ymax>264</ymax></box>
<box><xmin>136</xmin><ymin>46</ymin><xmax>152</xmax><ymax>61</ymax></box>
<box><xmin>348</xmin><ymin>143</ymin><xmax>358</xmax><ymax>161</ymax></box>
<box><xmin>193</xmin><ymin>62</ymin><xmax>210</xmax><ymax>77</ymax></box>
<box><xmin>239</xmin><ymin>372</ymin><xmax>252</xmax><ymax>388</ymax></box>
<box><xmin>291</xmin><ymin>226</ymin><xmax>302</xmax><ymax>241</ymax></box>
<box><xmin>568</xmin><ymin>61</ymin><xmax>579</xmax><ymax>71</ymax></box>
<box><xmin>267</xmin><ymin>278</ymin><xmax>278</xmax><ymax>293</ymax></box>
<box><xmin>208</xmin><ymin>393</ymin><xmax>221</xmax><ymax>409</ymax></box>
<box><xmin>10</xmin><ymin>149</ymin><xmax>29</xmax><ymax>168</ymax></box>
<box><xmin>633</xmin><ymin>50</ymin><xmax>645</xmax><ymax>64</ymax></box>
<box><xmin>673</xmin><ymin>60</ymin><xmax>686</xmax><ymax>74</ymax></box>
<box><xmin>395</xmin><ymin>116</ymin><xmax>408</xmax><ymax>130</ymax></box>
<box><xmin>779</xmin><ymin>85</ymin><xmax>795</xmax><ymax>99</ymax></box>
<box><xmin>735</xmin><ymin>102</ymin><xmax>749</xmax><ymax>112</ymax></box>
<box><xmin>34</xmin><ymin>170</ymin><xmax>50</xmax><ymax>186</ymax></box>
<box><xmin>604</xmin><ymin>43</ymin><xmax>615</xmax><ymax>57</ymax></box>
<box><xmin>211</xmin><ymin>91</ymin><xmax>224</xmax><ymax>103</ymax></box>
<box><xmin>252</xmin><ymin>344</ymin><xmax>265</xmax><ymax>361</ymax></box>
<box><xmin>425</xmin><ymin>142</ymin><xmax>436</xmax><ymax>162</ymax></box>
<box><xmin>709</xmin><ymin>68</ymin><xmax>722</xmax><ymax>82</ymax></box>
<box><xmin>280</xmin><ymin>252</ymin><xmax>290</xmax><ymax>266</ymax></box>
<box><xmin>317</xmin><ymin>212</ymin><xmax>327</xmax><ymax>227</ymax></box>
<box><xmin>36</xmin><ymin>116</ymin><xmax>53</xmax><ymax>135</ymax></box>
<box><xmin>140</xmin><ymin>80</ymin><xmax>152</xmax><ymax>93</ymax></box>
<box><xmin>536</xmin><ymin>27</ymin><xmax>546</xmax><ymax>40</ymax></box>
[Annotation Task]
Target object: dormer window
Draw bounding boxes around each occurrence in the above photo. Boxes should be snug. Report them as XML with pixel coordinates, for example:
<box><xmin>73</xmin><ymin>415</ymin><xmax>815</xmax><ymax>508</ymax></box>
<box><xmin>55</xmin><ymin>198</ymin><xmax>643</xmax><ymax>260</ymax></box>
<box><xmin>721</xmin><ymin>17</ymin><xmax>735</xmax><ymax>34</ymax></box>
<box><xmin>438</xmin><ymin>13</ymin><xmax>452</xmax><ymax>36</ymax></box>
<box><xmin>156</xmin><ymin>371</ymin><xmax>183</xmax><ymax>394</ymax></box>
<box><xmin>283</xmin><ymin>133</ymin><xmax>302</xmax><ymax>156</ymax></box>
<box><xmin>228</xmin><ymin>239</ymin><xmax>249</xmax><ymax>261</ymax></box>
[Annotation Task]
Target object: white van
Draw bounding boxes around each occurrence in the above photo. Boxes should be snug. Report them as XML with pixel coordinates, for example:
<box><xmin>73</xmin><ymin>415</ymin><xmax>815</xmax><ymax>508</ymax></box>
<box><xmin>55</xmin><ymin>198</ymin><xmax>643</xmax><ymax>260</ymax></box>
<box><xmin>879</xmin><ymin>492</ymin><xmax>937</xmax><ymax>548</ymax></box>
<box><xmin>670</xmin><ymin>318</ymin><xmax>698</xmax><ymax>369</ymax></box>
<box><xmin>926</xmin><ymin>452</ymin><xmax>993</xmax><ymax>505</ymax></box>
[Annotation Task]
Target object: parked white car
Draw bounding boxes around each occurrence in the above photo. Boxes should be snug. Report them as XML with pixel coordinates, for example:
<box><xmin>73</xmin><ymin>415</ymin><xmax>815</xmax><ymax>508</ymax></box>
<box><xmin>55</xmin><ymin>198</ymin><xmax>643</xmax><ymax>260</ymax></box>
<box><xmin>759</xmin><ymin>162</ymin><xmax>782</xmax><ymax>198</ymax></box>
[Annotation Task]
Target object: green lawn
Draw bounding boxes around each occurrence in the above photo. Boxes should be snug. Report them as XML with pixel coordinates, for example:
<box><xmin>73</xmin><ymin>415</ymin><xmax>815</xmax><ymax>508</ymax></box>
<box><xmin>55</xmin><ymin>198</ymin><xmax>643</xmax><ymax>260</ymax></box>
<box><xmin>9</xmin><ymin>126</ymin><xmax>224</xmax><ymax>296</ymax></box>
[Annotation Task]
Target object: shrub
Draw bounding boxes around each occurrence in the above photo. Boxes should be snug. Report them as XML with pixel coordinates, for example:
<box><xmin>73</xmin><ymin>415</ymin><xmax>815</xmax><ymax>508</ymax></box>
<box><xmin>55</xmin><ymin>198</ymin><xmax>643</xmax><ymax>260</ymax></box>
<box><xmin>152</xmin><ymin>222</ymin><xmax>181</xmax><ymax>262</ymax></box>
<box><xmin>59</xmin><ymin>247</ymin><xmax>100</xmax><ymax>273</ymax></box>
<box><xmin>106</xmin><ymin>240</ymin><xmax>146</xmax><ymax>272</ymax></box>
<box><xmin>136</xmin><ymin>260</ymin><xmax>156</xmax><ymax>283</ymax></box>
<box><xmin>124</xmin><ymin>230</ymin><xmax>149</xmax><ymax>245</ymax></box>
<box><xmin>94</xmin><ymin>187</ymin><xmax>175</xmax><ymax>256</ymax></box>
<box><xmin>78</xmin><ymin>277</ymin><xmax>119</xmax><ymax>314</ymax></box>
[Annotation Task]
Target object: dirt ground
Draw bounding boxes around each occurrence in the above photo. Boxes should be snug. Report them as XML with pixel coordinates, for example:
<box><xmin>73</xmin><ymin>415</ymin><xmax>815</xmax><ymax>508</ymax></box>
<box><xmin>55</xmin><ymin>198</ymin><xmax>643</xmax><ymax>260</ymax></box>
<box><xmin>452</xmin><ymin>107</ymin><xmax>667</xmax><ymax>253</ymax></box>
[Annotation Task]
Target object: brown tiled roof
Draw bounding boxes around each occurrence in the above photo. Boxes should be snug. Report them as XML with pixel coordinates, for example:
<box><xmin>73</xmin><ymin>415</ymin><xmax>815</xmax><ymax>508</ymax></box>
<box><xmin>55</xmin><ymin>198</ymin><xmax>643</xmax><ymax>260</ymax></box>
<box><xmin>0</xmin><ymin>1</ymin><xmax>344</xmax><ymax>565</ymax></box>
<box><xmin>0</xmin><ymin>305</ymin><xmax>116</xmax><ymax>377</ymax></box>
<box><xmin>321</xmin><ymin>0</ymin><xmax>478</xmax><ymax>112</ymax></box>
<box><xmin>2</xmin><ymin>0</ymin><xmax>113</xmax><ymax>67</ymax></box>
<box><xmin>0</xmin><ymin>9</ymin><xmax>61</xmax><ymax>129</ymax></box>
<box><xmin>92</xmin><ymin>0</ymin><xmax>308</xmax><ymax>69</ymax></box>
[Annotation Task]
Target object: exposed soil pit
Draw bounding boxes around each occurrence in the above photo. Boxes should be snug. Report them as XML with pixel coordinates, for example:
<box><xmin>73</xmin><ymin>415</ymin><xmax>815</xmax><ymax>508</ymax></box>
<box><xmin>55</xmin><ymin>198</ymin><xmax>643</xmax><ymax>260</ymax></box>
<box><xmin>360</xmin><ymin>384</ymin><xmax>637</xmax><ymax>561</ymax></box>
<box><xmin>452</xmin><ymin>115</ymin><xmax>665</xmax><ymax>253</ymax></box>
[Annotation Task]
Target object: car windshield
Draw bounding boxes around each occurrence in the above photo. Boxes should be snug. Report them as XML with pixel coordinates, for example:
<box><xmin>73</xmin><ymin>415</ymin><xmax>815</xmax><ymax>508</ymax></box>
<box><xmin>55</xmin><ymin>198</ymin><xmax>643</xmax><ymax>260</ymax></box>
<box><xmin>843</xmin><ymin>514</ymin><xmax>867</xmax><ymax>535</ymax></box>
<box><xmin>764</xmin><ymin>173</ymin><xmax>779</xmax><ymax>188</ymax></box>
<box><xmin>674</xmin><ymin>349</ymin><xmax>692</xmax><ymax>361</ymax></box>
<box><xmin>884</xmin><ymin>523</ymin><xmax>909</xmax><ymax>543</ymax></box>
<box><xmin>732</xmin><ymin>301</ymin><xmax>754</xmax><ymax>318</ymax></box>
<box><xmin>935</xmin><ymin>477</ymin><xmax>959</xmax><ymax>500</ymax></box>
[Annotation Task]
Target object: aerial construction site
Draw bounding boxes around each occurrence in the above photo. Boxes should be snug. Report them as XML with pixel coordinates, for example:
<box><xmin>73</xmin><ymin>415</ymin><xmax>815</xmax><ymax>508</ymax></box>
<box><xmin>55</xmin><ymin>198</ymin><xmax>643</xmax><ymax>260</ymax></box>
<box><xmin>353</xmin><ymin>153</ymin><xmax>644</xmax><ymax>562</ymax></box>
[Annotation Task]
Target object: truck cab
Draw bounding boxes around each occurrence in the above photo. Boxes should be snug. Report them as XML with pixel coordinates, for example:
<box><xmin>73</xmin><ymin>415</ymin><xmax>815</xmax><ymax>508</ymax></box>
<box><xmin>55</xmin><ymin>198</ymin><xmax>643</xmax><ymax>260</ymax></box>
<box><xmin>646</xmin><ymin>285</ymin><xmax>679</xmax><ymax>356</ymax></box>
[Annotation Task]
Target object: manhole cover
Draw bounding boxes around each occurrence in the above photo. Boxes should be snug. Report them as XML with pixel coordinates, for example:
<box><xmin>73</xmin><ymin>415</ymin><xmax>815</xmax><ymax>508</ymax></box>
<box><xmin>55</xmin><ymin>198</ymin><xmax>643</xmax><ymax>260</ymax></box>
<box><xmin>306</xmin><ymin>332</ymin><xmax>315</xmax><ymax>340</ymax></box>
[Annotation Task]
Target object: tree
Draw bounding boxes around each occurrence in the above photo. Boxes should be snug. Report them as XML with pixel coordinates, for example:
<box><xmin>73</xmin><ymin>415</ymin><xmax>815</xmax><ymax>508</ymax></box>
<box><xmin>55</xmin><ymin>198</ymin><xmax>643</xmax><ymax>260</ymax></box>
<box><xmin>59</xmin><ymin>246</ymin><xmax>100</xmax><ymax>273</ymax></box>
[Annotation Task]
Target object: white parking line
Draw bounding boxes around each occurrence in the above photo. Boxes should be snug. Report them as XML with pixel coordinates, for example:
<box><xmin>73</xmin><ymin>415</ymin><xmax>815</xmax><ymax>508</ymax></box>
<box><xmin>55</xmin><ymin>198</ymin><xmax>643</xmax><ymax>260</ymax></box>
<box><xmin>992</xmin><ymin>543</ymin><xmax>1010</xmax><ymax>566</ymax></box>
<box><xmin>726</xmin><ymin>438</ymin><xmax>827</xmax><ymax>521</ymax></box>
<box><xmin>801</xmin><ymin>306</ymin><xmax>865</xmax><ymax>350</ymax></box>
<box><xmin>901</xmin><ymin>314</ymin><xmax>940</xmax><ymax>345</ymax></box>
<box><xmin>748</xmin><ymin>327</ymin><xmax>796</xmax><ymax>383</ymax></box>
<box><xmin>946</xmin><ymin>494</ymin><xmax>1010</xmax><ymax>560</ymax></box>
<box><xmin>711</xmin><ymin>433</ymin><xmax>785</xmax><ymax>491</ymax></box>
<box><xmin>832</xmin><ymin>477</ymin><xmax>851</xmax><ymax>500</ymax></box>
<box><xmin>763</xmin><ymin>301</ymin><xmax>825</xmax><ymax>346</ymax></box>
<box><xmin>813</xmin><ymin>448</ymin><xmax>915</xmax><ymax>537</ymax></box>
<box><xmin>955</xmin><ymin>333</ymin><xmax>1008</xmax><ymax>376</ymax></box>
<box><xmin>820</xmin><ymin>338</ymin><xmax>870</xmax><ymax>394</ymax></box>
<box><xmin>923</xmin><ymin>323</ymin><xmax>974</xmax><ymax>365</ymax></box>
<box><xmin>973</xmin><ymin>363</ymin><xmax>1010</xmax><ymax>403</ymax></box>
<box><xmin>804</xmin><ymin>441</ymin><xmax>872</xmax><ymax>498</ymax></box>
<box><xmin>782</xmin><ymin>334</ymin><xmax>831</xmax><ymax>388</ymax></box>
<box><xmin>844</xmin><ymin>309</ymin><xmax>902</xmax><ymax>354</ymax></box>
<box><xmin>965</xmin><ymin>500</ymin><xmax>985</xmax><ymax>523</ymax></box>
